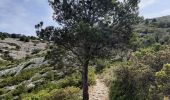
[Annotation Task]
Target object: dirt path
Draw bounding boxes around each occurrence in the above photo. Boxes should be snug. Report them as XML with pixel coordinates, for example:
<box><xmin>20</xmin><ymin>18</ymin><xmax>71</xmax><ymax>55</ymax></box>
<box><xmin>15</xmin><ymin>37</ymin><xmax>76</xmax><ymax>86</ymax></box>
<box><xmin>89</xmin><ymin>78</ymin><xmax>109</xmax><ymax>100</ymax></box>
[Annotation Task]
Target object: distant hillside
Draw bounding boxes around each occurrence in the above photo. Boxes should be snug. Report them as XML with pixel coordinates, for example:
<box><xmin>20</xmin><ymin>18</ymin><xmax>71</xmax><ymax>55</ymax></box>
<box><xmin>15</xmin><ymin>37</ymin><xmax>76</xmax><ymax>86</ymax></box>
<box><xmin>135</xmin><ymin>15</ymin><xmax>170</xmax><ymax>35</ymax></box>
<box><xmin>0</xmin><ymin>32</ymin><xmax>37</xmax><ymax>41</ymax></box>
<box><xmin>153</xmin><ymin>15</ymin><xmax>170</xmax><ymax>22</ymax></box>
<box><xmin>0</xmin><ymin>38</ymin><xmax>47</xmax><ymax>60</ymax></box>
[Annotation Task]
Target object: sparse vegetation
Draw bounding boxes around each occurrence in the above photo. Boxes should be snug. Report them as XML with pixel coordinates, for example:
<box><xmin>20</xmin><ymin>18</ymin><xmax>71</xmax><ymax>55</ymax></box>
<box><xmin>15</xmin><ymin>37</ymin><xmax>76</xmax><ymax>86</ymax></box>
<box><xmin>32</xmin><ymin>49</ymin><xmax>41</xmax><ymax>54</ymax></box>
<box><xmin>0</xmin><ymin>60</ymin><xmax>11</xmax><ymax>68</ymax></box>
<box><xmin>19</xmin><ymin>36</ymin><xmax>30</xmax><ymax>42</ymax></box>
<box><xmin>0</xmin><ymin>67</ymin><xmax>41</xmax><ymax>88</ymax></box>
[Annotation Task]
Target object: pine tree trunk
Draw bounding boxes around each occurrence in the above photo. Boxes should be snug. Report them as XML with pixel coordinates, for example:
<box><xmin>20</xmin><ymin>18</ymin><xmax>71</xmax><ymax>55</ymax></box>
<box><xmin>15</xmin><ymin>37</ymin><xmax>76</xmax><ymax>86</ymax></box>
<box><xmin>82</xmin><ymin>59</ymin><xmax>89</xmax><ymax>100</ymax></box>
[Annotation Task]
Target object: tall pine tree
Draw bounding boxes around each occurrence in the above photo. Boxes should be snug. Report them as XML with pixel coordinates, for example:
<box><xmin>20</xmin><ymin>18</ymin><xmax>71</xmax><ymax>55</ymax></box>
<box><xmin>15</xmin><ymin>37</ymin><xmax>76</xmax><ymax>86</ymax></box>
<box><xmin>36</xmin><ymin>0</ymin><xmax>139</xmax><ymax>99</ymax></box>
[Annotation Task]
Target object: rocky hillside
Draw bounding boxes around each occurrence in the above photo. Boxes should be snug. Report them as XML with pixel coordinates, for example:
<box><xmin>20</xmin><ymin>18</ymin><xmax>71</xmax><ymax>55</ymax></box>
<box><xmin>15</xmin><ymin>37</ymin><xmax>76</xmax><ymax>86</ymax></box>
<box><xmin>0</xmin><ymin>38</ymin><xmax>46</xmax><ymax>59</ymax></box>
<box><xmin>0</xmin><ymin>38</ymin><xmax>50</xmax><ymax>99</ymax></box>
<box><xmin>0</xmin><ymin>37</ymin><xmax>96</xmax><ymax>100</ymax></box>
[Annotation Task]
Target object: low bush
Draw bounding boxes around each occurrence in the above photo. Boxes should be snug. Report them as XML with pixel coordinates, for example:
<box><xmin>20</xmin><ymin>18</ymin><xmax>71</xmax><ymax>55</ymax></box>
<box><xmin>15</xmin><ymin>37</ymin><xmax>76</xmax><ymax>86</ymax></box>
<box><xmin>109</xmin><ymin>63</ymin><xmax>152</xmax><ymax>100</ymax></box>
<box><xmin>57</xmin><ymin>67</ymin><xmax>96</xmax><ymax>88</ymax></box>
<box><xmin>21</xmin><ymin>90</ymin><xmax>50</xmax><ymax>100</ymax></box>
<box><xmin>88</xmin><ymin>66</ymin><xmax>96</xmax><ymax>85</ymax></box>
<box><xmin>0</xmin><ymin>60</ymin><xmax>10</xmax><ymax>68</ymax></box>
<box><xmin>135</xmin><ymin>47</ymin><xmax>155</xmax><ymax>58</ymax></box>
<box><xmin>7</xmin><ymin>43</ymin><xmax>21</xmax><ymax>50</ymax></box>
<box><xmin>0</xmin><ymin>88</ymin><xmax>5</xmax><ymax>95</ymax></box>
<box><xmin>12</xmin><ymin>83</ymin><xmax>28</xmax><ymax>96</ymax></box>
<box><xmin>44</xmin><ymin>71</ymin><xmax>55</xmax><ymax>81</ymax></box>
<box><xmin>1</xmin><ymin>52</ymin><xmax>14</xmax><ymax>61</ymax></box>
<box><xmin>32</xmin><ymin>49</ymin><xmax>41</xmax><ymax>54</ymax></box>
<box><xmin>32</xmin><ymin>82</ymin><xmax>59</xmax><ymax>93</ymax></box>
<box><xmin>48</xmin><ymin>87</ymin><xmax>81</xmax><ymax>100</ymax></box>
<box><xmin>31</xmin><ymin>74</ymin><xmax>42</xmax><ymax>82</ymax></box>
<box><xmin>22</xmin><ymin>87</ymin><xmax>80</xmax><ymax>100</ymax></box>
<box><xmin>25</xmin><ymin>54</ymin><xmax>31</xmax><ymax>60</ymax></box>
<box><xmin>153</xmin><ymin>64</ymin><xmax>170</xmax><ymax>98</ymax></box>
<box><xmin>94</xmin><ymin>59</ymin><xmax>109</xmax><ymax>73</ymax></box>
<box><xmin>0</xmin><ymin>92</ymin><xmax>13</xmax><ymax>100</ymax></box>
<box><xmin>39</xmin><ymin>67</ymin><xmax>52</xmax><ymax>75</ymax></box>
<box><xmin>166</xmin><ymin>28</ymin><xmax>170</xmax><ymax>33</ymax></box>
<box><xmin>20</xmin><ymin>36</ymin><xmax>30</xmax><ymax>42</ymax></box>
<box><xmin>57</xmin><ymin>73</ymin><xmax>81</xmax><ymax>88</ymax></box>
<box><xmin>109</xmin><ymin>66</ymin><xmax>138</xmax><ymax>100</ymax></box>
<box><xmin>16</xmin><ymin>45</ymin><xmax>21</xmax><ymax>50</ymax></box>
<box><xmin>135</xmin><ymin>45</ymin><xmax>170</xmax><ymax>71</ymax></box>
<box><xmin>152</xmin><ymin>43</ymin><xmax>162</xmax><ymax>51</ymax></box>
<box><xmin>0</xmin><ymin>36</ymin><xmax>5</xmax><ymax>40</ymax></box>
<box><xmin>0</xmin><ymin>68</ymin><xmax>40</xmax><ymax>88</ymax></box>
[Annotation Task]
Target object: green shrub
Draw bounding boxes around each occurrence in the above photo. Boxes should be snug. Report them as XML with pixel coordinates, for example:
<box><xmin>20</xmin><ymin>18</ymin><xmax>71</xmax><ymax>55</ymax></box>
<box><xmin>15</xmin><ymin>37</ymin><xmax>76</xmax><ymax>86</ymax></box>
<box><xmin>7</xmin><ymin>43</ymin><xmax>20</xmax><ymax>48</ymax></box>
<box><xmin>22</xmin><ymin>90</ymin><xmax>50</xmax><ymax>100</ymax></box>
<box><xmin>31</xmin><ymin>75</ymin><xmax>42</xmax><ymax>82</ymax></box>
<box><xmin>30</xmin><ymin>36</ymin><xmax>37</xmax><ymax>40</ymax></box>
<box><xmin>95</xmin><ymin>59</ymin><xmax>106</xmax><ymax>73</ymax></box>
<box><xmin>56</xmin><ymin>67</ymin><xmax>96</xmax><ymax>88</ymax></box>
<box><xmin>0</xmin><ymin>88</ymin><xmax>5</xmax><ymax>95</ymax></box>
<box><xmin>152</xmin><ymin>43</ymin><xmax>162</xmax><ymax>51</ymax></box>
<box><xmin>0</xmin><ymin>36</ymin><xmax>5</xmax><ymax>40</ymax></box>
<box><xmin>25</xmin><ymin>54</ymin><xmax>31</xmax><ymax>60</ymax></box>
<box><xmin>110</xmin><ymin>80</ymin><xmax>136</xmax><ymax>100</ymax></box>
<box><xmin>22</xmin><ymin>87</ymin><xmax>80</xmax><ymax>100</ymax></box>
<box><xmin>44</xmin><ymin>71</ymin><xmax>55</xmax><ymax>81</ymax></box>
<box><xmin>19</xmin><ymin>36</ymin><xmax>25</xmax><ymax>41</ymax></box>
<box><xmin>0</xmin><ymin>68</ymin><xmax>40</xmax><ymax>88</ymax></box>
<box><xmin>32</xmin><ymin>40</ymin><xmax>40</xmax><ymax>44</ymax></box>
<box><xmin>0</xmin><ymin>92</ymin><xmax>13</xmax><ymax>100</ymax></box>
<box><xmin>1</xmin><ymin>52</ymin><xmax>14</xmax><ymax>61</ymax></box>
<box><xmin>135</xmin><ymin>47</ymin><xmax>155</xmax><ymax>58</ymax></box>
<box><xmin>32</xmin><ymin>82</ymin><xmax>59</xmax><ymax>93</ymax></box>
<box><xmin>25</xmin><ymin>37</ymin><xmax>30</xmax><ymax>42</ymax></box>
<box><xmin>20</xmin><ymin>36</ymin><xmax>30</xmax><ymax>42</ymax></box>
<box><xmin>42</xmin><ymin>69</ymin><xmax>62</xmax><ymax>81</ymax></box>
<box><xmin>88</xmin><ymin>66</ymin><xmax>96</xmax><ymax>85</ymax></box>
<box><xmin>12</xmin><ymin>83</ymin><xmax>28</xmax><ymax>96</ymax></box>
<box><xmin>49</xmin><ymin>87</ymin><xmax>81</xmax><ymax>100</ymax></box>
<box><xmin>39</xmin><ymin>67</ymin><xmax>52</xmax><ymax>74</ymax></box>
<box><xmin>16</xmin><ymin>45</ymin><xmax>21</xmax><ymax>50</ymax></box>
<box><xmin>109</xmin><ymin>67</ymin><xmax>138</xmax><ymax>100</ymax></box>
<box><xmin>135</xmin><ymin>45</ymin><xmax>170</xmax><ymax>71</ymax></box>
<box><xmin>32</xmin><ymin>49</ymin><xmax>41</xmax><ymax>54</ymax></box>
<box><xmin>109</xmin><ymin>64</ymin><xmax>152</xmax><ymax>100</ymax></box>
<box><xmin>0</xmin><ymin>60</ymin><xmax>10</xmax><ymax>68</ymax></box>
<box><xmin>57</xmin><ymin>73</ymin><xmax>81</xmax><ymax>88</ymax></box>
<box><xmin>32</xmin><ymin>90</ymin><xmax>51</xmax><ymax>100</ymax></box>
<box><xmin>166</xmin><ymin>28</ymin><xmax>170</xmax><ymax>32</ymax></box>
<box><xmin>154</xmin><ymin>64</ymin><xmax>170</xmax><ymax>97</ymax></box>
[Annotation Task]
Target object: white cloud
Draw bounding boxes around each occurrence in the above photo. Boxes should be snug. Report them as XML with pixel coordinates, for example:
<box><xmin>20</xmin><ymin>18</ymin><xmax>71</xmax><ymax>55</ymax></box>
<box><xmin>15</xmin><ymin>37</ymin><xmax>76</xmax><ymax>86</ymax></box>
<box><xmin>118</xmin><ymin>0</ymin><xmax>156</xmax><ymax>9</ymax></box>
<box><xmin>139</xmin><ymin>0</ymin><xmax>156</xmax><ymax>9</ymax></box>
<box><xmin>161</xmin><ymin>9</ymin><xmax>170</xmax><ymax>15</ymax></box>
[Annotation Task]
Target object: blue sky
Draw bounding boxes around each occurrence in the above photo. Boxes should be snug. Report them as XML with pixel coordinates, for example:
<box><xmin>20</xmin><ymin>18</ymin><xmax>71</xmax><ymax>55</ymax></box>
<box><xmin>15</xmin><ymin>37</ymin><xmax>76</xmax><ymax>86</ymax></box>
<box><xmin>0</xmin><ymin>0</ymin><xmax>170</xmax><ymax>36</ymax></box>
<box><xmin>139</xmin><ymin>0</ymin><xmax>170</xmax><ymax>18</ymax></box>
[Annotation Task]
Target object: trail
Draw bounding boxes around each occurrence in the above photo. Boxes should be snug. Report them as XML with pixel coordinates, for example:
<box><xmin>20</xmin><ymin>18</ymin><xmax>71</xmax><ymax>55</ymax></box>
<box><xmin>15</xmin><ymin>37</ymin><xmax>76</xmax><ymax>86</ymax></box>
<box><xmin>89</xmin><ymin>78</ymin><xmax>109</xmax><ymax>100</ymax></box>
